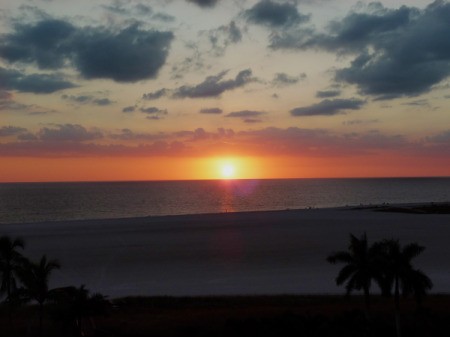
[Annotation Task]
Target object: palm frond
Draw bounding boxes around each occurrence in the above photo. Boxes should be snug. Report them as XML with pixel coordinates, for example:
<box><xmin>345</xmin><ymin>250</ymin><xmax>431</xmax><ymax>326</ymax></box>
<box><xmin>336</xmin><ymin>264</ymin><xmax>356</xmax><ymax>285</ymax></box>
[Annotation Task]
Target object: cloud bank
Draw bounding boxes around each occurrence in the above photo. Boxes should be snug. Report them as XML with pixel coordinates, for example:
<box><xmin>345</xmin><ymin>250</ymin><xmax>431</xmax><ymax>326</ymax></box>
<box><xmin>270</xmin><ymin>1</ymin><xmax>450</xmax><ymax>99</ymax></box>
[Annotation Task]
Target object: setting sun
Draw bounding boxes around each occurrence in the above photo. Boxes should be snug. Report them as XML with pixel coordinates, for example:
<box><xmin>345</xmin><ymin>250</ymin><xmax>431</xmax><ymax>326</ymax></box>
<box><xmin>221</xmin><ymin>164</ymin><xmax>235</xmax><ymax>179</ymax></box>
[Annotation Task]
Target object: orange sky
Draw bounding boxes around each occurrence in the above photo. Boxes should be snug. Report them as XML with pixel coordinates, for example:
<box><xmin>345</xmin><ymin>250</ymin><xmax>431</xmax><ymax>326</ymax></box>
<box><xmin>1</xmin><ymin>154</ymin><xmax>449</xmax><ymax>182</ymax></box>
<box><xmin>0</xmin><ymin>0</ymin><xmax>449</xmax><ymax>182</ymax></box>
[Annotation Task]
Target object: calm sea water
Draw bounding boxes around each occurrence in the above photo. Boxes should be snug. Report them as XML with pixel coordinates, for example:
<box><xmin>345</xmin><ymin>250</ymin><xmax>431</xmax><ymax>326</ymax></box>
<box><xmin>0</xmin><ymin>178</ymin><xmax>449</xmax><ymax>224</ymax></box>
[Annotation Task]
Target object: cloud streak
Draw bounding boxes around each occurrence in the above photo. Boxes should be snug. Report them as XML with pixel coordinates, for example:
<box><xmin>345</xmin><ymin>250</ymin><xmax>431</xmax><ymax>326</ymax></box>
<box><xmin>290</xmin><ymin>98</ymin><xmax>365</xmax><ymax>116</ymax></box>
<box><xmin>61</xmin><ymin>94</ymin><xmax>114</xmax><ymax>106</ymax></box>
<box><xmin>173</xmin><ymin>69</ymin><xmax>254</xmax><ymax>98</ymax></box>
<box><xmin>187</xmin><ymin>0</ymin><xmax>219</xmax><ymax>8</ymax></box>
<box><xmin>245</xmin><ymin>0</ymin><xmax>310</xmax><ymax>28</ymax></box>
<box><xmin>0</xmin><ymin>67</ymin><xmax>76</xmax><ymax>94</ymax></box>
<box><xmin>38</xmin><ymin>124</ymin><xmax>103</xmax><ymax>142</ymax></box>
<box><xmin>200</xmin><ymin>108</ymin><xmax>223</xmax><ymax>114</ymax></box>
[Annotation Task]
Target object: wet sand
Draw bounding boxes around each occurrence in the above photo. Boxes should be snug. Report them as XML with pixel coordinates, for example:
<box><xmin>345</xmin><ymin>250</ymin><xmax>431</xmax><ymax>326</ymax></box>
<box><xmin>1</xmin><ymin>206</ymin><xmax>449</xmax><ymax>298</ymax></box>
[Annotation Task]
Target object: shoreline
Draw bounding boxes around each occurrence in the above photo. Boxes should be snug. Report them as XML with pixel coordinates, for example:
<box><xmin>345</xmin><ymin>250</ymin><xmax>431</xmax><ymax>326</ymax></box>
<box><xmin>1</xmin><ymin>204</ymin><xmax>449</xmax><ymax>298</ymax></box>
<box><xmin>1</xmin><ymin>201</ymin><xmax>449</xmax><ymax>226</ymax></box>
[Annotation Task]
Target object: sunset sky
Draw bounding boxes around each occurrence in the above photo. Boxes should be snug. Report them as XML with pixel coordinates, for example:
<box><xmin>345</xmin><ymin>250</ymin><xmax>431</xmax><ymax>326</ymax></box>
<box><xmin>1</xmin><ymin>0</ymin><xmax>449</xmax><ymax>181</ymax></box>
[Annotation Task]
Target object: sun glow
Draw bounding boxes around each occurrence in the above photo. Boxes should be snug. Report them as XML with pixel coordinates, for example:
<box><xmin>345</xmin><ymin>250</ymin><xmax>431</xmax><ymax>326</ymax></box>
<box><xmin>221</xmin><ymin>164</ymin><xmax>235</xmax><ymax>179</ymax></box>
<box><xmin>199</xmin><ymin>156</ymin><xmax>263</xmax><ymax>180</ymax></box>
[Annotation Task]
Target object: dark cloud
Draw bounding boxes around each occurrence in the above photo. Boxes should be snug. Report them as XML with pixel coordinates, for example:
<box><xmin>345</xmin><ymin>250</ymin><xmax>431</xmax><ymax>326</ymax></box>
<box><xmin>225</xmin><ymin>110</ymin><xmax>264</xmax><ymax>118</ymax></box>
<box><xmin>140</xmin><ymin>106</ymin><xmax>167</xmax><ymax>120</ymax></box>
<box><xmin>238</xmin><ymin>127</ymin><xmax>410</xmax><ymax>156</ymax></box>
<box><xmin>199</xmin><ymin>107</ymin><xmax>223</xmax><ymax>114</ymax></box>
<box><xmin>245</xmin><ymin>0</ymin><xmax>309</xmax><ymax>27</ymax></box>
<box><xmin>0</xmin><ymin>100</ymin><xmax>30</xmax><ymax>112</ymax></box>
<box><xmin>316</xmin><ymin>90</ymin><xmax>341</xmax><ymax>98</ymax></box>
<box><xmin>290</xmin><ymin>98</ymin><xmax>365</xmax><ymax>116</ymax></box>
<box><xmin>152</xmin><ymin>13</ymin><xmax>176</xmax><ymax>22</ymax></box>
<box><xmin>270</xmin><ymin>4</ymin><xmax>414</xmax><ymax>52</ymax></box>
<box><xmin>102</xmin><ymin>2</ymin><xmax>153</xmax><ymax>16</ymax></box>
<box><xmin>61</xmin><ymin>94</ymin><xmax>91</xmax><ymax>104</ymax></box>
<box><xmin>270</xmin><ymin>2</ymin><xmax>450</xmax><ymax>99</ymax></box>
<box><xmin>0</xmin><ymin>67</ymin><xmax>76</xmax><ymax>94</ymax></box>
<box><xmin>187</xmin><ymin>0</ymin><xmax>219</xmax><ymax>8</ymax></box>
<box><xmin>0</xmin><ymin>126</ymin><xmax>28</xmax><ymax>137</ymax></box>
<box><xmin>272</xmin><ymin>72</ymin><xmax>306</xmax><ymax>87</ymax></box>
<box><xmin>0</xmin><ymin>19</ymin><xmax>76</xmax><ymax>69</ymax></box>
<box><xmin>191</xmin><ymin>128</ymin><xmax>209</xmax><ymax>141</ymax></box>
<box><xmin>427</xmin><ymin>130</ymin><xmax>450</xmax><ymax>144</ymax></box>
<box><xmin>101</xmin><ymin>2</ymin><xmax>174</xmax><ymax>22</ymax></box>
<box><xmin>142</xmin><ymin>88</ymin><xmax>168</xmax><ymax>100</ymax></box>
<box><xmin>330</xmin><ymin>2</ymin><xmax>450</xmax><ymax>98</ymax></box>
<box><xmin>17</xmin><ymin>133</ymin><xmax>38</xmax><ymax>141</ymax></box>
<box><xmin>401</xmin><ymin>99</ymin><xmax>429</xmax><ymax>107</ymax></box>
<box><xmin>207</xmin><ymin>21</ymin><xmax>242</xmax><ymax>56</ymax></box>
<box><xmin>0</xmin><ymin>19</ymin><xmax>174</xmax><ymax>83</ymax></box>
<box><xmin>38</xmin><ymin>124</ymin><xmax>103</xmax><ymax>142</ymax></box>
<box><xmin>269</xmin><ymin>27</ymin><xmax>315</xmax><ymax>50</ymax></box>
<box><xmin>244</xmin><ymin>118</ymin><xmax>262</xmax><ymax>123</ymax></box>
<box><xmin>135</xmin><ymin>3</ymin><xmax>153</xmax><ymax>14</ymax></box>
<box><xmin>175</xmin><ymin>127</ymin><xmax>234</xmax><ymax>141</ymax></box>
<box><xmin>0</xmin><ymin>90</ymin><xmax>31</xmax><ymax>111</ymax></box>
<box><xmin>73</xmin><ymin>25</ymin><xmax>174</xmax><ymax>82</ymax></box>
<box><xmin>318</xmin><ymin>4</ymin><xmax>415</xmax><ymax>53</ymax></box>
<box><xmin>61</xmin><ymin>94</ymin><xmax>114</xmax><ymax>106</ymax></box>
<box><xmin>27</xmin><ymin>111</ymin><xmax>52</xmax><ymax>116</ymax></box>
<box><xmin>170</xmin><ymin>41</ymin><xmax>205</xmax><ymax>80</ymax></box>
<box><xmin>342</xmin><ymin>119</ymin><xmax>379</xmax><ymax>126</ymax></box>
<box><xmin>140</xmin><ymin>107</ymin><xmax>166</xmax><ymax>114</ymax></box>
<box><xmin>173</xmin><ymin>69</ymin><xmax>254</xmax><ymax>98</ymax></box>
<box><xmin>0</xmin><ymin>139</ymin><xmax>188</xmax><ymax>157</ymax></box>
<box><xmin>122</xmin><ymin>106</ymin><xmax>136</xmax><ymax>113</ymax></box>
<box><xmin>110</xmin><ymin>128</ymin><xmax>167</xmax><ymax>141</ymax></box>
<box><xmin>217</xmin><ymin>127</ymin><xmax>235</xmax><ymax>138</ymax></box>
<box><xmin>93</xmin><ymin>98</ymin><xmax>114</xmax><ymax>106</ymax></box>
<box><xmin>1</xmin><ymin>125</ymin><xmax>446</xmax><ymax>159</ymax></box>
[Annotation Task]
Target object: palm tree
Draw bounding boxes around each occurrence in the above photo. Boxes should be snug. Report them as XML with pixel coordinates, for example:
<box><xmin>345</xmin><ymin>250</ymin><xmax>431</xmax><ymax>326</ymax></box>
<box><xmin>52</xmin><ymin>285</ymin><xmax>109</xmax><ymax>336</ymax></box>
<box><xmin>327</xmin><ymin>233</ymin><xmax>378</xmax><ymax>320</ymax></box>
<box><xmin>19</xmin><ymin>255</ymin><xmax>61</xmax><ymax>337</ymax></box>
<box><xmin>377</xmin><ymin>239</ymin><xmax>432</xmax><ymax>337</ymax></box>
<box><xmin>0</xmin><ymin>235</ymin><xmax>25</xmax><ymax>321</ymax></box>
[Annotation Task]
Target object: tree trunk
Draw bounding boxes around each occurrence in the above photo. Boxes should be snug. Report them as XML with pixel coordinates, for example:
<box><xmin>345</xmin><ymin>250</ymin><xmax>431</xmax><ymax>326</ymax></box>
<box><xmin>364</xmin><ymin>285</ymin><xmax>371</xmax><ymax>321</ymax></box>
<box><xmin>394</xmin><ymin>276</ymin><xmax>402</xmax><ymax>337</ymax></box>
<box><xmin>364</xmin><ymin>285</ymin><xmax>372</xmax><ymax>336</ymax></box>
<box><xmin>39</xmin><ymin>302</ymin><xmax>44</xmax><ymax>337</ymax></box>
<box><xmin>78</xmin><ymin>315</ymin><xmax>83</xmax><ymax>337</ymax></box>
<box><xmin>7</xmin><ymin>280</ymin><xmax>12</xmax><ymax>324</ymax></box>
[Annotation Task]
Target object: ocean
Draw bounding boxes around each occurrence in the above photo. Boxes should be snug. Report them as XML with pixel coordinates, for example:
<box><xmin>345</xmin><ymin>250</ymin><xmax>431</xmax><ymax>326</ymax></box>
<box><xmin>1</xmin><ymin>177</ymin><xmax>449</xmax><ymax>224</ymax></box>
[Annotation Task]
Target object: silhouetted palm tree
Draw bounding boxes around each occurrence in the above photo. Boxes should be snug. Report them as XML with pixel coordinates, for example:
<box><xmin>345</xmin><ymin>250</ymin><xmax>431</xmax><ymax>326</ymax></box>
<box><xmin>0</xmin><ymin>235</ymin><xmax>25</xmax><ymax>321</ymax></box>
<box><xmin>327</xmin><ymin>233</ymin><xmax>378</xmax><ymax>319</ymax></box>
<box><xmin>19</xmin><ymin>255</ymin><xmax>61</xmax><ymax>337</ymax></box>
<box><xmin>52</xmin><ymin>285</ymin><xmax>109</xmax><ymax>336</ymax></box>
<box><xmin>376</xmin><ymin>239</ymin><xmax>432</xmax><ymax>337</ymax></box>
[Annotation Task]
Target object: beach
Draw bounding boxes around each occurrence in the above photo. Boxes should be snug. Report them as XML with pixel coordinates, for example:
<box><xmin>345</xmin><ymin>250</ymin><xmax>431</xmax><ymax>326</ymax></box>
<box><xmin>1</xmin><ymin>206</ymin><xmax>449</xmax><ymax>298</ymax></box>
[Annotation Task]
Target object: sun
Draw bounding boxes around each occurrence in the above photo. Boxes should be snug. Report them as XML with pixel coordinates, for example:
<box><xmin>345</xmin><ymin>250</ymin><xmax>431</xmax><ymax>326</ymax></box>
<box><xmin>221</xmin><ymin>164</ymin><xmax>235</xmax><ymax>179</ymax></box>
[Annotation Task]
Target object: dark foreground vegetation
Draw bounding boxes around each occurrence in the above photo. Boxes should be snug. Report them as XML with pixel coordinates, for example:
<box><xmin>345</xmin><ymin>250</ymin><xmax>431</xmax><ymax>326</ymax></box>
<box><xmin>0</xmin><ymin>230</ymin><xmax>444</xmax><ymax>336</ymax></box>
<box><xmin>1</xmin><ymin>294</ymin><xmax>450</xmax><ymax>337</ymax></box>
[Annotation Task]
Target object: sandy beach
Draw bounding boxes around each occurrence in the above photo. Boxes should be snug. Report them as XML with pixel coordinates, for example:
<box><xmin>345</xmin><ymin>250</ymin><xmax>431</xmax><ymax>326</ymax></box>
<box><xmin>1</xmin><ymin>206</ymin><xmax>449</xmax><ymax>298</ymax></box>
